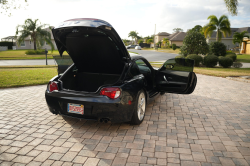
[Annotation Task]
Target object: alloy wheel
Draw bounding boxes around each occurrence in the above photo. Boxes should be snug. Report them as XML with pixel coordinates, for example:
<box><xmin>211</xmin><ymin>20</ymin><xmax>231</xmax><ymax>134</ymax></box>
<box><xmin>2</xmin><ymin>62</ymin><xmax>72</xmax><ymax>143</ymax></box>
<box><xmin>137</xmin><ymin>92</ymin><xmax>146</xmax><ymax>121</ymax></box>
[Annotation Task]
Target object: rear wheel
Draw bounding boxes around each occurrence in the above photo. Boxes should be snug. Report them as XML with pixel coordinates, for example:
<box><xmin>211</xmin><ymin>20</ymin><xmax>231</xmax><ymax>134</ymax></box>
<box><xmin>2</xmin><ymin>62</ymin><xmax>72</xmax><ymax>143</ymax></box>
<box><xmin>130</xmin><ymin>91</ymin><xmax>146</xmax><ymax>125</ymax></box>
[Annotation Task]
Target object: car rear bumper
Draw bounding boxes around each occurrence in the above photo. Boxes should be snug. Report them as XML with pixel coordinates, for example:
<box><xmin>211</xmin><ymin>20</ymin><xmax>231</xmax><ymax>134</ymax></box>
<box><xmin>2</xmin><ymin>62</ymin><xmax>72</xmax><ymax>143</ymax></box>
<box><xmin>45</xmin><ymin>90</ymin><xmax>135</xmax><ymax>123</ymax></box>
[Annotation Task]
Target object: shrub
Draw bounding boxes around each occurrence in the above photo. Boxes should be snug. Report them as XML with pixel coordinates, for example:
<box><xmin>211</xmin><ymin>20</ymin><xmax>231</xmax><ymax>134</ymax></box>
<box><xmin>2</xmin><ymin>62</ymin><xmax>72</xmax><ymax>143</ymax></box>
<box><xmin>219</xmin><ymin>57</ymin><xmax>233</xmax><ymax>68</ymax></box>
<box><xmin>186</xmin><ymin>54</ymin><xmax>203</xmax><ymax>67</ymax></box>
<box><xmin>180</xmin><ymin>31</ymin><xmax>209</xmax><ymax>56</ymax></box>
<box><xmin>226</xmin><ymin>53</ymin><xmax>237</xmax><ymax>62</ymax></box>
<box><xmin>232</xmin><ymin>62</ymin><xmax>243</xmax><ymax>68</ymax></box>
<box><xmin>25</xmin><ymin>50</ymin><xmax>45</xmax><ymax>55</ymax></box>
<box><xmin>180</xmin><ymin>45</ymin><xmax>188</xmax><ymax>57</ymax></box>
<box><xmin>209</xmin><ymin>42</ymin><xmax>227</xmax><ymax>56</ymax></box>
<box><xmin>226</xmin><ymin>50</ymin><xmax>233</xmax><ymax>53</ymax></box>
<box><xmin>218</xmin><ymin>56</ymin><xmax>224</xmax><ymax>59</ymax></box>
<box><xmin>172</xmin><ymin>44</ymin><xmax>177</xmax><ymax>50</ymax></box>
<box><xmin>204</xmin><ymin>55</ymin><xmax>218</xmax><ymax>67</ymax></box>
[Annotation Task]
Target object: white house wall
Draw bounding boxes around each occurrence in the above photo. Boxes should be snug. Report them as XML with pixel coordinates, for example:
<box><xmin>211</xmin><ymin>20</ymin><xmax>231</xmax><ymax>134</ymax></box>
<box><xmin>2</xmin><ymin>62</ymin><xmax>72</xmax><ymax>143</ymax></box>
<box><xmin>16</xmin><ymin>40</ymin><xmax>57</xmax><ymax>50</ymax></box>
<box><xmin>207</xmin><ymin>38</ymin><xmax>238</xmax><ymax>49</ymax></box>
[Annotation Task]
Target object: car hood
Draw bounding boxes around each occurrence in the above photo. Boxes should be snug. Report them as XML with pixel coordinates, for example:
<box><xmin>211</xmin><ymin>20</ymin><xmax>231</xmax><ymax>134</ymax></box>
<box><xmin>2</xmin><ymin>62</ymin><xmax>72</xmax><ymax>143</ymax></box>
<box><xmin>52</xmin><ymin>18</ymin><xmax>130</xmax><ymax>73</ymax></box>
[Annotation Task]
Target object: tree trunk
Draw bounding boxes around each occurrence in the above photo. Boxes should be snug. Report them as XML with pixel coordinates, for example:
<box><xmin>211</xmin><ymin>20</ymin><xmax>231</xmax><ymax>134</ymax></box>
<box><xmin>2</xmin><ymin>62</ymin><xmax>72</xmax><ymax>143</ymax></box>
<box><xmin>216</xmin><ymin>30</ymin><xmax>219</xmax><ymax>42</ymax></box>
<box><xmin>34</xmin><ymin>40</ymin><xmax>37</xmax><ymax>50</ymax></box>
<box><xmin>239</xmin><ymin>43</ymin><xmax>241</xmax><ymax>55</ymax></box>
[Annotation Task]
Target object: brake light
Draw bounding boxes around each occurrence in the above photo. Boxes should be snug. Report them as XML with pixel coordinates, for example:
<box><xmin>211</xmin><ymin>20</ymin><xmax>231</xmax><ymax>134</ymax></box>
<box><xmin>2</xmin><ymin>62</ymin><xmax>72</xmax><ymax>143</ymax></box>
<box><xmin>49</xmin><ymin>82</ymin><xmax>59</xmax><ymax>92</ymax></box>
<box><xmin>100</xmin><ymin>87</ymin><xmax>121</xmax><ymax>99</ymax></box>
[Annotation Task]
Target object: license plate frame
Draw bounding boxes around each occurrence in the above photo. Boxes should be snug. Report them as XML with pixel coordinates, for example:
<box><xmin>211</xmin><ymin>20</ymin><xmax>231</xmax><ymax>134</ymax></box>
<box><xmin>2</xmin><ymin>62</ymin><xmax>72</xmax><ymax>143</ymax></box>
<box><xmin>67</xmin><ymin>103</ymin><xmax>84</xmax><ymax>115</ymax></box>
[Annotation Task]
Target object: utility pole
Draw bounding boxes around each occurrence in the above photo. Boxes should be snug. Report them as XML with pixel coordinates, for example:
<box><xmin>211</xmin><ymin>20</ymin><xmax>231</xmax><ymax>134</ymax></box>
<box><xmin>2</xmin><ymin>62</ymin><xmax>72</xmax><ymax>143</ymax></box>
<box><xmin>154</xmin><ymin>24</ymin><xmax>156</xmax><ymax>47</ymax></box>
<box><xmin>45</xmin><ymin>48</ymin><xmax>48</xmax><ymax>65</ymax></box>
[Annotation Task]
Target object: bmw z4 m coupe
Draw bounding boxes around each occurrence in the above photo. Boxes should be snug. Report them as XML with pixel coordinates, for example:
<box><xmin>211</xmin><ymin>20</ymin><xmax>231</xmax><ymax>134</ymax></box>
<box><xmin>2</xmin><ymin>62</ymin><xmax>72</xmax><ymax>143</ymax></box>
<box><xmin>45</xmin><ymin>18</ymin><xmax>197</xmax><ymax>125</ymax></box>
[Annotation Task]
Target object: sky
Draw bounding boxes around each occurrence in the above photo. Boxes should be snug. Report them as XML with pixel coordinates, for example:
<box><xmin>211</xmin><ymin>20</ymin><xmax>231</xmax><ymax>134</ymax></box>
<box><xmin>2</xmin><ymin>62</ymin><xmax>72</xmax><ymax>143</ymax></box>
<box><xmin>0</xmin><ymin>0</ymin><xmax>250</xmax><ymax>40</ymax></box>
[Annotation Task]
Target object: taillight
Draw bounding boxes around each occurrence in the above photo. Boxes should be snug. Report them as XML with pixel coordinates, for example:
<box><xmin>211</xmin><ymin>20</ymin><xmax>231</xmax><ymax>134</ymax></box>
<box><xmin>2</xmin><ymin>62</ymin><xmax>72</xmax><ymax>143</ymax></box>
<box><xmin>49</xmin><ymin>81</ymin><xmax>59</xmax><ymax>92</ymax></box>
<box><xmin>100</xmin><ymin>87</ymin><xmax>121</xmax><ymax>99</ymax></box>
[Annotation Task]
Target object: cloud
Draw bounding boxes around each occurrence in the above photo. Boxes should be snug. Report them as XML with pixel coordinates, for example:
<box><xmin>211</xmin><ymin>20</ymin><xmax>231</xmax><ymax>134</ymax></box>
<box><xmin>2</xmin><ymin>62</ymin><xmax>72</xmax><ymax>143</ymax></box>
<box><xmin>0</xmin><ymin>0</ymin><xmax>249</xmax><ymax>40</ymax></box>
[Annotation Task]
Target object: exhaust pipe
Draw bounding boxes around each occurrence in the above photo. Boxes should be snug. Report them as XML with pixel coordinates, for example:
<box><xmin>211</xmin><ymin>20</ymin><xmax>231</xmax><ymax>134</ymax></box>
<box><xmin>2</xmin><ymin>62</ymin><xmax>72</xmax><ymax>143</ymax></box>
<box><xmin>100</xmin><ymin>118</ymin><xmax>110</xmax><ymax>123</ymax></box>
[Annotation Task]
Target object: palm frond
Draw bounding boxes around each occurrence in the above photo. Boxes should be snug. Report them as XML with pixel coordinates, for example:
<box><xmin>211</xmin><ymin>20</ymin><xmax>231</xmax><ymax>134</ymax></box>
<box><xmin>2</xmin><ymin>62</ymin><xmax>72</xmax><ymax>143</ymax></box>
<box><xmin>207</xmin><ymin>15</ymin><xmax>219</xmax><ymax>26</ymax></box>
<box><xmin>204</xmin><ymin>24</ymin><xmax>216</xmax><ymax>38</ymax></box>
<box><xmin>220</xmin><ymin>27</ymin><xmax>231</xmax><ymax>37</ymax></box>
<box><xmin>218</xmin><ymin>15</ymin><xmax>229</xmax><ymax>24</ymax></box>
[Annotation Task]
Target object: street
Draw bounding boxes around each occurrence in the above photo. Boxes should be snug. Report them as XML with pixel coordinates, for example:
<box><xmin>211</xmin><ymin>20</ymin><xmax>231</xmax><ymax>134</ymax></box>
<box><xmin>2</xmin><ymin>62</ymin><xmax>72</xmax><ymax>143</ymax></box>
<box><xmin>0</xmin><ymin>50</ymin><xmax>178</xmax><ymax>66</ymax></box>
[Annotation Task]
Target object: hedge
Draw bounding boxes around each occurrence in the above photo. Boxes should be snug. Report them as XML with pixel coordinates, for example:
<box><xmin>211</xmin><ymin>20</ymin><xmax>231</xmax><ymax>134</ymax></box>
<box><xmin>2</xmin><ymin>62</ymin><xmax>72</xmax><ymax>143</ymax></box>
<box><xmin>186</xmin><ymin>54</ymin><xmax>203</xmax><ymax>67</ymax></box>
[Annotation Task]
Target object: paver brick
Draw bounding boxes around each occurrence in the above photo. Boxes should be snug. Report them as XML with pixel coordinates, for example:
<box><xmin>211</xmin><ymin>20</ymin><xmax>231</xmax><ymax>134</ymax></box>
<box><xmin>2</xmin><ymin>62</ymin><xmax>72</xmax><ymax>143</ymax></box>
<box><xmin>1</xmin><ymin>75</ymin><xmax>250</xmax><ymax>166</ymax></box>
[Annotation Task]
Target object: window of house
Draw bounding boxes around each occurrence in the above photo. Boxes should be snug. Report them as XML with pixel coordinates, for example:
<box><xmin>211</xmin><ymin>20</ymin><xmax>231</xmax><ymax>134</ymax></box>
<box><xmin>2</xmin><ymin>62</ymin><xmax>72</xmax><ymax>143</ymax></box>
<box><xmin>29</xmin><ymin>41</ymin><xmax>31</xmax><ymax>45</ymax></box>
<box><xmin>20</xmin><ymin>41</ymin><xmax>25</xmax><ymax>47</ymax></box>
<box><xmin>45</xmin><ymin>42</ymin><xmax>48</xmax><ymax>45</ymax></box>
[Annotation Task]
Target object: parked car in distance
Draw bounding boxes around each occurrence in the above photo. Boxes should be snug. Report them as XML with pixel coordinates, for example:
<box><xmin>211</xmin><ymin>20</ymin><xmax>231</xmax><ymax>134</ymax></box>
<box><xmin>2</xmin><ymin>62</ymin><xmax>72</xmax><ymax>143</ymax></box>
<box><xmin>135</xmin><ymin>46</ymin><xmax>141</xmax><ymax>50</ymax></box>
<box><xmin>45</xmin><ymin>18</ymin><xmax>197</xmax><ymax>125</ymax></box>
<box><xmin>126</xmin><ymin>45</ymin><xmax>138</xmax><ymax>49</ymax></box>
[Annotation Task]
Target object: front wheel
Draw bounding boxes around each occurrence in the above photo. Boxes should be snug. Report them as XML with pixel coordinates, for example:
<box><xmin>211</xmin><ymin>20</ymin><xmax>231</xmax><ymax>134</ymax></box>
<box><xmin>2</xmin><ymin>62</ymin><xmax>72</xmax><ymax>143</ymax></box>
<box><xmin>130</xmin><ymin>91</ymin><xmax>146</xmax><ymax>125</ymax></box>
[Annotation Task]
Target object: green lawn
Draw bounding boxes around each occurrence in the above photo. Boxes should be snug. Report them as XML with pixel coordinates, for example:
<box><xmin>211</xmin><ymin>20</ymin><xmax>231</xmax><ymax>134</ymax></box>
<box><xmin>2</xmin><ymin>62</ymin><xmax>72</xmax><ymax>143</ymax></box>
<box><xmin>0</xmin><ymin>50</ymin><xmax>68</xmax><ymax>60</ymax></box>
<box><xmin>237</xmin><ymin>54</ymin><xmax>250</xmax><ymax>63</ymax></box>
<box><xmin>0</xmin><ymin>64</ymin><xmax>249</xmax><ymax>88</ymax></box>
<box><xmin>0</xmin><ymin>66</ymin><xmax>57</xmax><ymax>88</ymax></box>
<box><xmin>0</xmin><ymin>50</ymin><xmax>138</xmax><ymax>60</ymax></box>
<box><xmin>151</xmin><ymin>63</ymin><xmax>250</xmax><ymax>77</ymax></box>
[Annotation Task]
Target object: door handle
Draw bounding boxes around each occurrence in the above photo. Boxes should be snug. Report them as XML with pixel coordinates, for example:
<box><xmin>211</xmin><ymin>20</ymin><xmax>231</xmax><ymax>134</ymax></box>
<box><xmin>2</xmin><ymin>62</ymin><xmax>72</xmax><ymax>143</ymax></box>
<box><xmin>163</xmin><ymin>76</ymin><xmax>169</xmax><ymax>83</ymax></box>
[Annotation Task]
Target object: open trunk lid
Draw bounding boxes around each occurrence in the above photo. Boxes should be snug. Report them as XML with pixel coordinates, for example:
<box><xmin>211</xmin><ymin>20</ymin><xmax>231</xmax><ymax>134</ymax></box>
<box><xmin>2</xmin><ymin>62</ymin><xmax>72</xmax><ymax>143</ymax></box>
<box><xmin>52</xmin><ymin>18</ymin><xmax>130</xmax><ymax>74</ymax></box>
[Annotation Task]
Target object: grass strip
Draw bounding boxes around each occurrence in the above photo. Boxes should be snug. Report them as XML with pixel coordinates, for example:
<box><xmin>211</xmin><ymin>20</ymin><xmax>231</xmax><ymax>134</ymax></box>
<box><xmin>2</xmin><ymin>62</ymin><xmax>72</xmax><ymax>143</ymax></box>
<box><xmin>0</xmin><ymin>67</ymin><xmax>57</xmax><ymax>88</ymax></box>
<box><xmin>151</xmin><ymin>63</ymin><xmax>250</xmax><ymax>77</ymax></box>
<box><xmin>237</xmin><ymin>54</ymin><xmax>250</xmax><ymax>63</ymax></box>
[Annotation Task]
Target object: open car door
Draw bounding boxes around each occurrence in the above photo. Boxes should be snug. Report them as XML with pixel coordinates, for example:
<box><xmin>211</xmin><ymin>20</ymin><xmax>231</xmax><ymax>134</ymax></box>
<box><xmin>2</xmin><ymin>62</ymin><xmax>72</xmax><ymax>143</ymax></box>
<box><xmin>156</xmin><ymin>58</ymin><xmax>197</xmax><ymax>94</ymax></box>
<box><xmin>53</xmin><ymin>55</ymin><xmax>73</xmax><ymax>75</ymax></box>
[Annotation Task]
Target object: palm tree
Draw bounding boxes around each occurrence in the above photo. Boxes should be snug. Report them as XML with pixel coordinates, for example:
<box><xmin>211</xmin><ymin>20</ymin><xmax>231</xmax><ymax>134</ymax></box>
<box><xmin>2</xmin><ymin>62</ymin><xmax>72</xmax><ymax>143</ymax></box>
<box><xmin>162</xmin><ymin>38</ymin><xmax>169</xmax><ymax>47</ymax></box>
<box><xmin>233</xmin><ymin>31</ymin><xmax>249</xmax><ymax>54</ymax></box>
<box><xmin>16</xmin><ymin>19</ymin><xmax>54</xmax><ymax>51</ymax></box>
<box><xmin>147</xmin><ymin>39</ymin><xmax>153</xmax><ymax>45</ymax></box>
<box><xmin>128</xmin><ymin>31</ymin><xmax>139</xmax><ymax>44</ymax></box>
<box><xmin>203</xmin><ymin>15</ymin><xmax>231</xmax><ymax>42</ymax></box>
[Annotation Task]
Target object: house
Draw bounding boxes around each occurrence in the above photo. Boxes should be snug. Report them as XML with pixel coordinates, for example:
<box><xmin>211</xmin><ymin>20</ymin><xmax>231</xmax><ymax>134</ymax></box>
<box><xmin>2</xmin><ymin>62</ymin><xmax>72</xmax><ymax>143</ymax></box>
<box><xmin>206</xmin><ymin>27</ymin><xmax>250</xmax><ymax>50</ymax></box>
<box><xmin>152</xmin><ymin>31</ymin><xmax>187</xmax><ymax>47</ymax></box>
<box><xmin>152</xmin><ymin>32</ymin><xmax>171</xmax><ymax>47</ymax></box>
<box><xmin>241</xmin><ymin>37</ymin><xmax>250</xmax><ymax>54</ymax></box>
<box><xmin>154</xmin><ymin>32</ymin><xmax>171</xmax><ymax>43</ymax></box>
<box><xmin>168</xmin><ymin>32</ymin><xmax>187</xmax><ymax>46</ymax></box>
<box><xmin>1</xmin><ymin>27</ymin><xmax>57</xmax><ymax>50</ymax></box>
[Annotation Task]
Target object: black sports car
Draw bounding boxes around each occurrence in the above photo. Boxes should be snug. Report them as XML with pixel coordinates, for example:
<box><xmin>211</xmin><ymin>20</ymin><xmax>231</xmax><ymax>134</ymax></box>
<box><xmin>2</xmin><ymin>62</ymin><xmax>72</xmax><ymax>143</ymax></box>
<box><xmin>45</xmin><ymin>18</ymin><xmax>197</xmax><ymax>125</ymax></box>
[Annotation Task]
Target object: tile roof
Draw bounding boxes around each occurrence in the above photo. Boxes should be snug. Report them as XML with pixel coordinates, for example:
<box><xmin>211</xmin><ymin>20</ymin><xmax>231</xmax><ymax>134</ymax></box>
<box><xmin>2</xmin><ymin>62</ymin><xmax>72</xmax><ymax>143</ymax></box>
<box><xmin>156</xmin><ymin>32</ymin><xmax>171</xmax><ymax>36</ymax></box>
<box><xmin>209</xmin><ymin>27</ymin><xmax>250</xmax><ymax>39</ymax></box>
<box><xmin>169</xmin><ymin>32</ymin><xmax>187</xmax><ymax>41</ymax></box>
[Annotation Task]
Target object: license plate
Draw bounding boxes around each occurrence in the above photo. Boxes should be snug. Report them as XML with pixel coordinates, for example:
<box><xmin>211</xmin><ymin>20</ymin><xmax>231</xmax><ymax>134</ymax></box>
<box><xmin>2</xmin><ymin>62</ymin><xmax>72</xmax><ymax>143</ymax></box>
<box><xmin>67</xmin><ymin>103</ymin><xmax>84</xmax><ymax>115</ymax></box>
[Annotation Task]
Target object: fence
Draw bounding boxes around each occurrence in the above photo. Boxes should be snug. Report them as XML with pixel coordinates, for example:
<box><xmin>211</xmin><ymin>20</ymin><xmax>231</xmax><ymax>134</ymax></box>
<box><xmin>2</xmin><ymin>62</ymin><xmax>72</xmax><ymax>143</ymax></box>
<box><xmin>0</xmin><ymin>46</ymin><xmax>8</xmax><ymax>51</ymax></box>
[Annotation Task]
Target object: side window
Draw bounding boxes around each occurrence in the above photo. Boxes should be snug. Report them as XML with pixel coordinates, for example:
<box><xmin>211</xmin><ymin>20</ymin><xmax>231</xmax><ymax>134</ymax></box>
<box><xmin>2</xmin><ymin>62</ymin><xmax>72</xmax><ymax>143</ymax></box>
<box><xmin>135</xmin><ymin>59</ymin><xmax>151</xmax><ymax>74</ymax></box>
<box><xmin>129</xmin><ymin>62</ymin><xmax>140</xmax><ymax>76</ymax></box>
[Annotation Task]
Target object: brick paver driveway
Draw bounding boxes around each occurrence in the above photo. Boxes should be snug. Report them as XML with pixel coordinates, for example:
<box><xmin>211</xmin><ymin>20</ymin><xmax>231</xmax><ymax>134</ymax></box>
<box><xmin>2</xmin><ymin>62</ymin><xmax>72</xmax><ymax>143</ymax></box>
<box><xmin>1</xmin><ymin>74</ymin><xmax>250</xmax><ymax>166</ymax></box>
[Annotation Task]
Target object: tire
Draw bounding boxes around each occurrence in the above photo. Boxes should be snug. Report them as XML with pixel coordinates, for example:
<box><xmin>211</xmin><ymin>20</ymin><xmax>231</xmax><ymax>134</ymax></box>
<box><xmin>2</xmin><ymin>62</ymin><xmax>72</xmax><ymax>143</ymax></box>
<box><xmin>130</xmin><ymin>90</ymin><xmax>146</xmax><ymax>125</ymax></box>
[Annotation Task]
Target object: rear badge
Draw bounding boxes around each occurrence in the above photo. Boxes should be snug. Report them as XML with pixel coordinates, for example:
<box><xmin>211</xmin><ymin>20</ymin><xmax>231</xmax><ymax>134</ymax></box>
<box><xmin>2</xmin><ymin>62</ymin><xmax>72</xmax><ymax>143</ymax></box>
<box><xmin>105</xmin><ymin>26</ymin><xmax>111</xmax><ymax>30</ymax></box>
